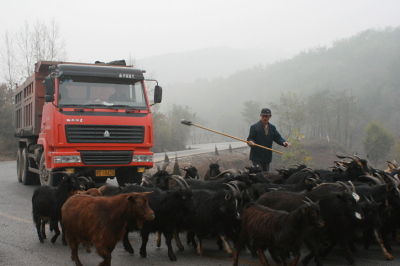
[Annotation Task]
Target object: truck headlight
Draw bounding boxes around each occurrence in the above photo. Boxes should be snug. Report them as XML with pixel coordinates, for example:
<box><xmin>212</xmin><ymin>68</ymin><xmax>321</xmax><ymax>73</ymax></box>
<box><xmin>133</xmin><ymin>155</ymin><xmax>153</xmax><ymax>162</ymax></box>
<box><xmin>54</xmin><ymin>155</ymin><xmax>81</xmax><ymax>163</ymax></box>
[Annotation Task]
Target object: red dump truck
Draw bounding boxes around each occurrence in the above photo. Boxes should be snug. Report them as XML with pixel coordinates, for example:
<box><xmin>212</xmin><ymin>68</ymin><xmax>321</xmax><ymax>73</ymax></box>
<box><xmin>14</xmin><ymin>60</ymin><xmax>162</xmax><ymax>186</ymax></box>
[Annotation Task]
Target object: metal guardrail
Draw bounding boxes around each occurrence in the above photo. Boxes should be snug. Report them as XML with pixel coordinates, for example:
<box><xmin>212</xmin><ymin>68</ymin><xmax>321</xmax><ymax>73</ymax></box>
<box><xmin>153</xmin><ymin>141</ymin><xmax>248</xmax><ymax>163</ymax></box>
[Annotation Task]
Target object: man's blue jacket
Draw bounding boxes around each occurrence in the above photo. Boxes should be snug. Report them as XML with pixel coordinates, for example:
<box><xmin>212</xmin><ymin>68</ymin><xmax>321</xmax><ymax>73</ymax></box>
<box><xmin>247</xmin><ymin>120</ymin><xmax>286</xmax><ymax>164</ymax></box>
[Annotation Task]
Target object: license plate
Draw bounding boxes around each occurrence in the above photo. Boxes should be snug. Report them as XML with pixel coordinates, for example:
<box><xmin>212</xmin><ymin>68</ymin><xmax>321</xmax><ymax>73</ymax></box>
<box><xmin>137</xmin><ymin>167</ymin><xmax>145</xmax><ymax>173</ymax></box>
<box><xmin>96</xmin><ymin>170</ymin><xmax>115</xmax><ymax>177</ymax></box>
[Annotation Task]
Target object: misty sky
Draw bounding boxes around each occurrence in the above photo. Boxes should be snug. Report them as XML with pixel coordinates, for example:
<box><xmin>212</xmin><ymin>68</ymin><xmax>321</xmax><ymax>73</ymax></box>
<box><xmin>2</xmin><ymin>0</ymin><xmax>400</xmax><ymax>63</ymax></box>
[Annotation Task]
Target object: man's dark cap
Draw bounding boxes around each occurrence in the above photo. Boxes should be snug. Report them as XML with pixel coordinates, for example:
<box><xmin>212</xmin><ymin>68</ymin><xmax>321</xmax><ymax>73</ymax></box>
<box><xmin>260</xmin><ymin>108</ymin><xmax>272</xmax><ymax>116</ymax></box>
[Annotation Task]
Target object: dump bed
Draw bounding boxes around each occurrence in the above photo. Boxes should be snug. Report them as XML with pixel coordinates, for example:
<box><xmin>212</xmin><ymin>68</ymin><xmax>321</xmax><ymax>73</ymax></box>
<box><xmin>14</xmin><ymin>61</ymin><xmax>58</xmax><ymax>137</ymax></box>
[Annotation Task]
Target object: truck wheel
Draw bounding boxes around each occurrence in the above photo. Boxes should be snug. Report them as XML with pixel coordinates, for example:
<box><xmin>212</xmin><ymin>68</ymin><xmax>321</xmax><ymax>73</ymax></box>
<box><xmin>21</xmin><ymin>148</ymin><xmax>37</xmax><ymax>185</ymax></box>
<box><xmin>16</xmin><ymin>148</ymin><xmax>23</xmax><ymax>182</ymax></box>
<box><xmin>39</xmin><ymin>153</ymin><xmax>58</xmax><ymax>186</ymax></box>
<box><xmin>116</xmin><ymin>169</ymin><xmax>143</xmax><ymax>186</ymax></box>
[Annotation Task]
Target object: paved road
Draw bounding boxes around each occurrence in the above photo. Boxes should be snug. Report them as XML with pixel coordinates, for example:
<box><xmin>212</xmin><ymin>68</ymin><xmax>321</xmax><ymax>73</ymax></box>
<box><xmin>1</xmin><ymin>153</ymin><xmax>400</xmax><ymax>265</ymax></box>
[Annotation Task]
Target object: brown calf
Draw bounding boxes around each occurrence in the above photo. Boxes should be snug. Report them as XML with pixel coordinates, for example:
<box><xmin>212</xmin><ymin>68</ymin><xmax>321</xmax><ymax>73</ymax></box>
<box><xmin>62</xmin><ymin>192</ymin><xmax>154</xmax><ymax>266</ymax></box>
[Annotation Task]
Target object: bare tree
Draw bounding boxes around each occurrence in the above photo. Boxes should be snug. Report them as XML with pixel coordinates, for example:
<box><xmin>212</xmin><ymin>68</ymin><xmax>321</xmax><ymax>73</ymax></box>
<box><xmin>1</xmin><ymin>31</ymin><xmax>17</xmax><ymax>90</ymax></box>
<box><xmin>1</xmin><ymin>19</ymin><xmax>67</xmax><ymax>88</ymax></box>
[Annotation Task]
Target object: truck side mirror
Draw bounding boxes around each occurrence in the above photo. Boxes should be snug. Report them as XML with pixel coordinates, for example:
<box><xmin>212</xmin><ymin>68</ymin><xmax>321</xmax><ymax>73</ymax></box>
<box><xmin>44</xmin><ymin>77</ymin><xmax>54</xmax><ymax>102</ymax></box>
<box><xmin>154</xmin><ymin>85</ymin><xmax>162</xmax><ymax>103</ymax></box>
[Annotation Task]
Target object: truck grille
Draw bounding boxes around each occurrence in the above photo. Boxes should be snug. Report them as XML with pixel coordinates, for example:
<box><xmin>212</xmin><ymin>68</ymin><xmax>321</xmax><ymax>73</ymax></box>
<box><xmin>80</xmin><ymin>150</ymin><xmax>133</xmax><ymax>165</ymax></box>
<box><xmin>66</xmin><ymin>125</ymin><xmax>144</xmax><ymax>143</ymax></box>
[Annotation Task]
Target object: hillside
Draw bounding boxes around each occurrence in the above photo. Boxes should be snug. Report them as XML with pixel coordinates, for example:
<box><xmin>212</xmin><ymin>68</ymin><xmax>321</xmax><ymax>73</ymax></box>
<box><xmin>156</xmin><ymin>28</ymin><xmax>400</xmax><ymax>135</ymax></box>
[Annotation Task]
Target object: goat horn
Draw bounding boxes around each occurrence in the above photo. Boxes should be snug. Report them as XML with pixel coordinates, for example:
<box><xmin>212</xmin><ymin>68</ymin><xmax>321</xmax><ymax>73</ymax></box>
<box><xmin>336</xmin><ymin>181</ymin><xmax>353</xmax><ymax>194</ymax></box>
<box><xmin>228</xmin><ymin>181</ymin><xmax>242</xmax><ymax>193</ymax></box>
<box><xmin>302</xmin><ymin>196</ymin><xmax>313</xmax><ymax>206</ymax></box>
<box><xmin>336</xmin><ymin>155</ymin><xmax>356</xmax><ymax>161</ymax></box>
<box><xmin>78</xmin><ymin>176</ymin><xmax>90</xmax><ymax>182</ymax></box>
<box><xmin>364</xmin><ymin>195</ymin><xmax>371</xmax><ymax>203</ymax></box>
<box><xmin>304</xmin><ymin>196</ymin><xmax>314</xmax><ymax>203</ymax></box>
<box><xmin>171</xmin><ymin>174</ymin><xmax>190</xmax><ymax>190</ymax></box>
<box><xmin>373</xmin><ymin>173</ymin><xmax>386</xmax><ymax>183</ymax></box>
<box><xmin>347</xmin><ymin>181</ymin><xmax>356</xmax><ymax>193</ymax></box>
<box><xmin>369</xmin><ymin>195</ymin><xmax>376</xmax><ymax>203</ymax></box>
<box><xmin>385</xmin><ymin>173</ymin><xmax>400</xmax><ymax>185</ymax></box>
<box><xmin>170</xmin><ymin>175</ymin><xmax>189</xmax><ymax>191</ymax></box>
<box><xmin>223</xmin><ymin>183</ymin><xmax>240</xmax><ymax>197</ymax></box>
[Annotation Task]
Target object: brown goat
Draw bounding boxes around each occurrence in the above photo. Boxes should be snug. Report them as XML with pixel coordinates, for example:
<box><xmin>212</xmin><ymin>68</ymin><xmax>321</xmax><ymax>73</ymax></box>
<box><xmin>233</xmin><ymin>201</ymin><xmax>323</xmax><ymax>266</ymax></box>
<box><xmin>75</xmin><ymin>187</ymin><xmax>102</xmax><ymax>197</ymax></box>
<box><xmin>62</xmin><ymin>192</ymin><xmax>154</xmax><ymax>266</ymax></box>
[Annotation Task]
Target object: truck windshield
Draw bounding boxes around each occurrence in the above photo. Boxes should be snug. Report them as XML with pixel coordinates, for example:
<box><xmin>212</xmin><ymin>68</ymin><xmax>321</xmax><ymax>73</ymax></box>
<box><xmin>58</xmin><ymin>79</ymin><xmax>148</xmax><ymax>109</ymax></box>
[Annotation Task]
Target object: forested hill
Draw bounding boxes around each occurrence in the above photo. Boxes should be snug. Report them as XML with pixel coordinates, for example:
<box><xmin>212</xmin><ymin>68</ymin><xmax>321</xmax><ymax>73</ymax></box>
<box><xmin>162</xmin><ymin>27</ymin><xmax>400</xmax><ymax>141</ymax></box>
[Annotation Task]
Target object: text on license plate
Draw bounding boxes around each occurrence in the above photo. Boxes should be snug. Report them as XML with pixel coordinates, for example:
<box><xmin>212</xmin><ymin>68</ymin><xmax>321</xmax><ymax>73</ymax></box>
<box><xmin>96</xmin><ymin>170</ymin><xmax>115</xmax><ymax>177</ymax></box>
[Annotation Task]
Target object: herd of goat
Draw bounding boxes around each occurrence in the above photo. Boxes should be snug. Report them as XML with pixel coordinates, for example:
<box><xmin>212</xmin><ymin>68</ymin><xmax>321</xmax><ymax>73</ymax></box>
<box><xmin>31</xmin><ymin>154</ymin><xmax>400</xmax><ymax>266</ymax></box>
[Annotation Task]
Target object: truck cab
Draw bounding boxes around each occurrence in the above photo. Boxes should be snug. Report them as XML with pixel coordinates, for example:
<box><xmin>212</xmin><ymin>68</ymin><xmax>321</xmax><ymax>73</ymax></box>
<box><xmin>14</xmin><ymin>60</ymin><xmax>162</xmax><ymax>186</ymax></box>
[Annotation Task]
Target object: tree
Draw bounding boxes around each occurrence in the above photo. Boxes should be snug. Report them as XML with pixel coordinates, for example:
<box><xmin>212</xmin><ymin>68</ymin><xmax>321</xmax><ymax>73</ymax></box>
<box><xmin>1</xmin><ymin>19</ymin><xmax>67</xmax><ymax>88</ymax></box>
<box><xmin>0</xmin><ymin>83</ymin><xmax>15</xmax><ymax>155</ymax></box>
<box><xmin>393</xmin><ymin>135</ymin><xmax>400</xmax><ymax>163</ymax></box>
<box><xmin>241</xmin><ymin>100</ymin><xmax>261</xmax><ymax>126</ymax></box>
<box><xmin>152</xmin><ymin>104</ymin><xmax>196</xmax><ymax>152</ymax></box>
<box><xmin>363</xmin><ymin>121</ymin><xmax>394</xmax><ymax>167</ymax></box>
<box><xmin>281</xmin><ymin>129</ymin><xmax>312</xmax><ymax>167</ymax></box>
<box><xmin>270</xmin><ymin>91</ymin><xmax>306</xmax><ymax>138</ymax></box>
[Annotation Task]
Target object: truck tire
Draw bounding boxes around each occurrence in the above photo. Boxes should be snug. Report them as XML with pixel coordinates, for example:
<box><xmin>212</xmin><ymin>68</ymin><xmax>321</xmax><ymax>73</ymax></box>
<box><xmin>39</xmin><ymin>153</ymin><xmax>61</xmax><ymax>186</ymax></box>
<box><xmin>116</xmin><ymin>168</ymin><xmax>143</xmax><ymax>186</ymax></box>
<box><xmin>16</xmin><ymin>148</ymin><xmax>23</xmax><ymax>182</ymax></box>
<box><xmin>21</xmin><ymin>148</ymin><xmax>37</xmax><ymax>185</ymax></box>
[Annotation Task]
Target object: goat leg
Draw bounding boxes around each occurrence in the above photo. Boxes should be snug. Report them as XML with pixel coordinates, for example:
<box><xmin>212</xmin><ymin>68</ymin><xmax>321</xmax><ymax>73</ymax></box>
<box><xmin>35</xmin><ymin>220</ymin><xmax>44</xmax><ymax>243</ymax></box>
<box><xmin>289</xmin><ymin>250</ymin><xmax>301</xmax><ymax>266</ymax></box>
<box><xmin>122</xmin><ymin>231</ymin><xmax>134</xmax><ymax>254</ymax></box>
<box><xmin>338</xmin><ymin>242</ymin><xmax>355</xmax><ymax>265</ymax></box>
<box><xmin>164</xmin><ymin>231</ymin><xmax>177</xmax><ymax>261</ymax></box>
<box><xmin>196</xmin><ymin>236</ymin><xmax>203</xmax><ymax>255</ymax></box>
<box><xmin>156</xmin><ymin>231</ymin><xmax>162</xmax><ymax>247</ymax></box>
<box><xmin>219</xmin><ymin>234</ymin><xmax>234</xmax><ymax>254</ymax></box>
<box><xmin>139</xmin><ymin>231</ymin><xmax>149</xmax><ymax>258</ymax></box>
<box><xmin>374</xmin><ymin>228</ymin><xmax>393</xmax><ymax>260</ymax></box>
<box><xmin>257</xmin><ymin>246</ymin><xmax>271</xmax><ymax>266</ymax></box>
<box><xmin>50</xmin><ymin>220</ymin><xmax>60</xmax><ymax>244</ymax></box>
<box><xmin>173</xmin><ymin>229</ymin><xmax>185</xmax><ymax>251</ymax></box>
<box><xmin>41</xmin><ymin>222</ymin><xmax>46</xmax><ymax>240</ymax></box>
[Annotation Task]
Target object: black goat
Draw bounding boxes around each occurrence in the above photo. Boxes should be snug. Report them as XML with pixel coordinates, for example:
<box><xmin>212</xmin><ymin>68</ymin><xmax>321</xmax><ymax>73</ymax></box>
<box><xmin>32</xmin><ymin>172</ymin><xmax>82</xmax><ymax>244</ymax></box>
<box><xmin>257</xmin><ymin>189</ymin><xmax>364</xmax><ymax>265</ymax></box>
<box><xmin>152</xmin><ymin>162</ymin><xmax>171</xmax><ymax>190</ymax></box>
<box><xmin>204</xmin><ymin>158</ymin><xmax>221</xmax><ymax>180</ymax></box>
<box><xmin>102</xmin><ymin>175</ymin><xmax>194</xmax><ymax>261</ymax></box>
<box><xmin>312</xmin><ymin>181</ymin><xmax>392</xmax><ymax>260</ymax></box>
<box><xmin>248</xmin><ymin>168</ymin><xmax>321</xmax><ymax>201</ymax></box>
<box><xmin>233</xmin><ymin>199</ymin><xmax>324</xmax><ymax>266</ymax></box>
<box><xmin>356</xmin><ymin>174</ymin><xmax>400</xmax><ymax>256</ymax></box>
<box><xmin>181</xmin><ymin>165</ymin><xmax>199</xmax><ymax>179</ymax></box>
<box><xmin>186</xmin><ymin>183</ymin><xmax>243</xmax><ymax>255</ymax></box>
<box><xmin>268</xmin><ymin>163</ymin><xmax>308</xmax><ymax>184</ymax></box>
<box><xmin>77</xmin><ymin>176</ymin><xmax>95</xmax><ymax>190</ymax></box>
<box><xmin>316</xmin><ymin>154</ymin><xmax>372</xmax><ymax>183</ymax></box>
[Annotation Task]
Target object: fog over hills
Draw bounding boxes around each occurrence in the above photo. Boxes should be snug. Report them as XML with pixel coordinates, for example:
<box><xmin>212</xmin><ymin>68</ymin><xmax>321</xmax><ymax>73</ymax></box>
<box><xmin>134</xmin><ymin>28</ymin><xmax>400</xmax><ymax>151</ymax></box>
<box><xmin>137</xmin><ymin>46</ymin><xmax>289</xmax><ymax>84</ymax></box>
